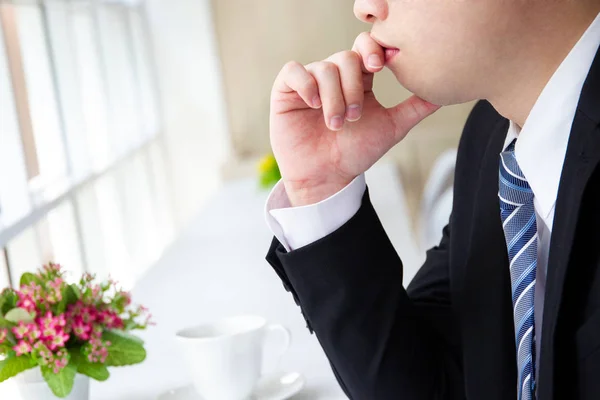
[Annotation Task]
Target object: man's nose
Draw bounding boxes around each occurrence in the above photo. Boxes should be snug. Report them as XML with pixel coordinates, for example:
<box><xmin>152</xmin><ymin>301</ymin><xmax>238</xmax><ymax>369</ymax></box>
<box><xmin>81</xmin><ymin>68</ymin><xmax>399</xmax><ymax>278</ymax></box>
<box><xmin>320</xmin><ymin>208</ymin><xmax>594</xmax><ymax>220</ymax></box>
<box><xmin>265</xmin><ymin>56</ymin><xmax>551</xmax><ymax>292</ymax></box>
<box><xmin>354</xmin><ymin>0</ymin><xmax>388</xmax><ymax>23</ymax></box>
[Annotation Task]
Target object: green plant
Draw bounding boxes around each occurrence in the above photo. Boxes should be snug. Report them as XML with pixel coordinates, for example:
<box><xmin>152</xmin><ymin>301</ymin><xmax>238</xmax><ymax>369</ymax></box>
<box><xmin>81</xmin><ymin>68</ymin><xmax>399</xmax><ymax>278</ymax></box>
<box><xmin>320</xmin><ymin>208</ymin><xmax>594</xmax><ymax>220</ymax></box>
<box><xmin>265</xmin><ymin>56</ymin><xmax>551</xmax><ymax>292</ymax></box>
<box><xmin>258</xmin><ymin>154</ymin><xmax>282</xmax><ymax>189</ymax></box>
<box><xmin>0</xmin><ymin>263</ymin><xmax>152</xmax><ymax>397</ymax></box>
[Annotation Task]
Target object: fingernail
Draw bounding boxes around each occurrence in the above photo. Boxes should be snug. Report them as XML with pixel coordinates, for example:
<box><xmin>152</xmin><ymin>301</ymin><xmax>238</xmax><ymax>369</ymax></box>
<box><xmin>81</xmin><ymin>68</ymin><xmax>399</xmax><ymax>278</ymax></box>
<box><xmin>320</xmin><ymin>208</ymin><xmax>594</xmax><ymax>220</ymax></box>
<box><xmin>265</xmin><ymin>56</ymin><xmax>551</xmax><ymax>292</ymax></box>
<box><xmin>330</xmin><ymin>116</ymin><xmax>344</xmax><ymax>131</ymax></box>
<box><xmin>346</xmin><ymin>104</ymin><xmax>362</xmax><ymax>122</ymax></box>
<box><xmin>312</xmin><ymin>96</ymin><xmax>322</xmax><ymax>108</ymax></box>
<box><xmin>367</xmin><ymin>54</ymin><xmax>383</xmax><ymax>69</ymax></box>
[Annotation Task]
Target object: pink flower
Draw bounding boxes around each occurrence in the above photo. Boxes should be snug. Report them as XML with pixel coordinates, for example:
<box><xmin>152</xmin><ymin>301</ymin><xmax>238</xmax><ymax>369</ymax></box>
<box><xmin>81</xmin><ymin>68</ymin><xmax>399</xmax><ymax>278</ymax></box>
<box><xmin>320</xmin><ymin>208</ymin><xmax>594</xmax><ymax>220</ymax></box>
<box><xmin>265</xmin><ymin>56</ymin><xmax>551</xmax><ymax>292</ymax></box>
<box><xmin>12</xmin><ymin>322</ymin><xmax>30</xmax><ymax>340</ymax></box>
<box><xmin>17</xmin><ymin>293</ymin><xmax>37</xmax><ymax>313</ymax></box>
<box><xmin>55</xmin><ymin>314</ymin><xmax>66</xmax><ymax>328</ymax></box>
<box><xmin>145</xmin><ymin>313</ymin><xmax>156</xmax><ymax>326</ymax></box>
<box><xmin>38</xmin><ymin>311</ymin><xmax>65</xmax><ymax>330</ymax></box>
<box><xmin>39</xmin><ymin>312</ymin><xmax>56</xmax><ymax>329</ymax></box>
<box><xmin>91</xmin><ymin>325</ymin><xmax>103</xmax><ymax>340</ymax></box>
<box><xmin>26</xmin><ymin>324</ymin><xmax>41</xmax><ymax>342</ymax></box>
<box><xmin>0</xmin><ymin>329</ymin><xmax>7</xmax><ymax>343</ymax></box>
<box><xmin>45</xmin><ymin>278</ymin><xmax>64</xmax><ymax>304</ymax></box>
<box><xmin>47</xmin><ymin>277</ymin><xmax>63</xmax><ymax>290</ymax></box>
<box><xmin>43</xmin><ymin>262</ymin><xmax>61</xmax><ymax>273</ymax></box>
<box><xmin>41</xmin><ymin>325</ymin><xmax>57</xmax><ymax>340</ymax></box>
<box><xmin>13</xmin><ymin>340</ymin><xmax>32</xmax><ymax>356</ymax></box>
<box><xmin>100</xmin><ymin>311</ymin><xmax>123</xmax><ymax>329</ymax></box>
<box><xmin>86</xmin><ymin>337</ymin><xmax>110</xmax><ymax>364</ymax></box>
<box><xmin>81</xmin><ymin>307</ymin><xmax>97</xmax><ymax>324</ymax></box>
<box><xmin>34</xmin><ymin>342</ymin><xmax>53</xmax><ymax>365</ymax></box>
<box><xmin>67</xmin><ymin>301</ymin><xmax>84</xmax><ymax>320</ymax></box>
<box><xmin>52</xmin><ymin>351</ymin><xmax>69</xmax><ymax>374</ymax></box>
<box><xmin>46</xmin><ymin>290</ymin><xmax>62</xmax><ymax>304</ymax></box>
<box><xmin>72</xmin><ymin>317</ymin><xmax>92</xmax><ymax>340</ymax></box>
<box><xmin>47</xmin><ymin>330</ymin><xmax>69</xmax><ymax>351</ymax></box>
<box><xmin>117</xmin><ymin>291</ymin><xmax>132</xmax><ymax>306</ymax></box>
<box><xmin>20</xmin><ymin>282</ymin><xmax>42</xmax><ymax>300</ymax></box>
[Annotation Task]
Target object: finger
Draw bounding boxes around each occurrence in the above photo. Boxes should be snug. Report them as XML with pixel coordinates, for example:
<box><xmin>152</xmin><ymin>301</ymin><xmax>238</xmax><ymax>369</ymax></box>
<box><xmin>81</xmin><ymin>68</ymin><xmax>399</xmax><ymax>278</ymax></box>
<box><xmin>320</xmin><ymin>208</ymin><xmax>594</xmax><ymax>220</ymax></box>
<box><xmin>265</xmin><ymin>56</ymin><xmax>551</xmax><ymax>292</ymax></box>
<box><xmin>327</xmin><ymin>51</ymin><xmax>364</xmax><ymax>122</ymax></box>
<box><xmin>352</xmin><ymin>32</ymin><xmax>385</xmax><ymax>73</ymax></box>
<box><xmin>273</xmin><ymin>61</ymin><xmax>322</xmax><ymax>109</ymax></box>
<box><xmin>388</xmin><ymin>95</ymin><xmax>442</xmax><ymax>142</ymax></box>
<box><xmin>306</xmin><ymin>61</ymin><xmax>346</xmax><ymax>131</ymax></box>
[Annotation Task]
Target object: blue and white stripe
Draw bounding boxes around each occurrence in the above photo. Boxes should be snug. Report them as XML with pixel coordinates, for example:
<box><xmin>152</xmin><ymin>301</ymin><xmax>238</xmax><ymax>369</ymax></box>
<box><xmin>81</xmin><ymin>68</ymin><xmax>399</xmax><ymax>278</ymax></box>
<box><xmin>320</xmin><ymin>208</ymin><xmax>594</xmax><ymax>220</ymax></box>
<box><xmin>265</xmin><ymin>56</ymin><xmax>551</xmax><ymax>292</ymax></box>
<box><xmin>499</xmin><ymin>140</ymin><xmax>537</xmax><ymax>400</ymax></box>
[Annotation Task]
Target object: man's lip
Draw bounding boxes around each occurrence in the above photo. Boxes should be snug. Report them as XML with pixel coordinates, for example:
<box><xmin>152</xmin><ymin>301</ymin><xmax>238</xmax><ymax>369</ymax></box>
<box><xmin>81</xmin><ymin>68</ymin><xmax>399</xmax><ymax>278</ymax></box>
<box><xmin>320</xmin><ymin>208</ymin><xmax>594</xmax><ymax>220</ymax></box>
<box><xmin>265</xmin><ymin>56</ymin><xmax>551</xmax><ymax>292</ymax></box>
<box><xmin>370</xmin><ymin>35</ymin><xmax>399</xmax><ymax>51</ymax></box>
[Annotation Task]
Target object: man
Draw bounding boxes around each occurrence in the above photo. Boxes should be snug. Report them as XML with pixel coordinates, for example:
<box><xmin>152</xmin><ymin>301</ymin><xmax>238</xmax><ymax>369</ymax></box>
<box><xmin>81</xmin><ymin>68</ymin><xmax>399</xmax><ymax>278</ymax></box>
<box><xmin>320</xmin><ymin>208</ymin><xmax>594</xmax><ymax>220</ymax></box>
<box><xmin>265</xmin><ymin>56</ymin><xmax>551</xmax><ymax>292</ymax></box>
<box><xmin>265</xmin><ymin>0</ymin><xmax>600</xmax><ymax>399</ymax></box>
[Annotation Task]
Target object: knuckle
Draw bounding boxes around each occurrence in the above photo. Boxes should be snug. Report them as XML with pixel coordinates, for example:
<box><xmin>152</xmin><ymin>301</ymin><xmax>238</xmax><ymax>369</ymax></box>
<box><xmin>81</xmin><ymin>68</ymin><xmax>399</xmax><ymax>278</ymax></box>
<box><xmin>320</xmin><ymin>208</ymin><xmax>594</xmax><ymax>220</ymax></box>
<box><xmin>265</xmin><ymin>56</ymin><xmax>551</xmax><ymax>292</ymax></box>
<box><xmin>355</xmin><ymin>31</ymin><xmax>371</xmax><ymax>45</ymax></box>
<box><xmin>340</xmin><ymin>50</ymin><xmax>361</xmax><ymax>65</ymax></box>
<box><xmin>344</xmin><ymin>89</ymin><xmax>364</xmax><ymax>101</ymax></box>
<box><xmin>330</xmin><ymin>50</ymin><xmax>360</xmax><ymax>66</ymax></box>
<box><xmin>314</xmin><ymin>61</ymin><xmax>337</xmax><ymax>75</ymax></box>
<box><xmin>282</xmin><ymin>60</ymin><xmax>302</xmax><ymax>74</ymax></box>
<box><xmin>324</xmin><ymin>95</ymin><xmax>346</xmax><ymax>111</ymax></box>
<box><xmin>299</xmin><ymin>76</ymin><xmax>316</xmax><ymax>92</ymax></box>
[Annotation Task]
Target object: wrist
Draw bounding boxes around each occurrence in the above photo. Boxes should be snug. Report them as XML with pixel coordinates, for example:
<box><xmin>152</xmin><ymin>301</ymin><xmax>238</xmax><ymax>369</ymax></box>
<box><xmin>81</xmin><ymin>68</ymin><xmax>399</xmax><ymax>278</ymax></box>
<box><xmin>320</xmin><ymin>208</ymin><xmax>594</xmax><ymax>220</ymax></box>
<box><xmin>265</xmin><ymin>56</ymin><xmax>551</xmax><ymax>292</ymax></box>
<box><xmin>283</xmin><ymin>179</ymin><xmax>352</xmax><ymax>207</ymax></box>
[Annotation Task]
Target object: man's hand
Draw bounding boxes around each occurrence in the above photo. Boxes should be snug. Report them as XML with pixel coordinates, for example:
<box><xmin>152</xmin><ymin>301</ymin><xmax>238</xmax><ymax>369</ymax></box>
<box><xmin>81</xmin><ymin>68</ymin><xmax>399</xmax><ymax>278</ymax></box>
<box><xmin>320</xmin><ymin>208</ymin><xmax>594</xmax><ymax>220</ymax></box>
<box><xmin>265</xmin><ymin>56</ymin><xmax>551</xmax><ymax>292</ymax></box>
<box><xmin>270</xmin><ymin>32</ymin><xmax>441</xmax><ymax>206</ymax></box>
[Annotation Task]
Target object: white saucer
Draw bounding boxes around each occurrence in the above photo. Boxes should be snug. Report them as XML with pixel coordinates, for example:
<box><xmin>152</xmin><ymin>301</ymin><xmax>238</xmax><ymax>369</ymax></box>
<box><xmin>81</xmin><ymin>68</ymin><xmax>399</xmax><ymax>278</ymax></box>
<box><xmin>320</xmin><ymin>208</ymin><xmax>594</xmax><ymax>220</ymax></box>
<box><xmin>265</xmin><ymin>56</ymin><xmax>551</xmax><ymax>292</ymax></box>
<box><xmin>158</xmin><ymin>372</ymin><xmax>306</xmax><ymax>400</ymax></box>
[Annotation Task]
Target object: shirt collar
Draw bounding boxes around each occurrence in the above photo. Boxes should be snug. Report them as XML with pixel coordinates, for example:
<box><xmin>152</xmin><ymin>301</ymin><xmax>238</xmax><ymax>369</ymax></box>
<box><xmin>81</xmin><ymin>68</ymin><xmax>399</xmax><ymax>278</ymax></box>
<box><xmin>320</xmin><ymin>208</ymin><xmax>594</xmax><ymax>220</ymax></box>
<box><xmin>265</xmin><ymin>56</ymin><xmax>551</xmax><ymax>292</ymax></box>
<box><xmin>502</xmin><ymin>12</ymin><xmax>600</xmax><ymax>221</ymax></box>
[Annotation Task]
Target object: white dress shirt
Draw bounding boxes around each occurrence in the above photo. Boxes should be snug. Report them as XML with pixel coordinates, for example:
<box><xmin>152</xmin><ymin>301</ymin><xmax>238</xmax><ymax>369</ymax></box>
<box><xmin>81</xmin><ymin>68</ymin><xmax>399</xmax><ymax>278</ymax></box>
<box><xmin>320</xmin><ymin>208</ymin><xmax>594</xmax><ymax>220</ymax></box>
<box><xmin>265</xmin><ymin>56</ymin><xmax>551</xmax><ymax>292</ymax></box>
<box><xmin>266</xmin><ymin>11</ymin><xmax>600</xmax><ymax>377</ymax></box>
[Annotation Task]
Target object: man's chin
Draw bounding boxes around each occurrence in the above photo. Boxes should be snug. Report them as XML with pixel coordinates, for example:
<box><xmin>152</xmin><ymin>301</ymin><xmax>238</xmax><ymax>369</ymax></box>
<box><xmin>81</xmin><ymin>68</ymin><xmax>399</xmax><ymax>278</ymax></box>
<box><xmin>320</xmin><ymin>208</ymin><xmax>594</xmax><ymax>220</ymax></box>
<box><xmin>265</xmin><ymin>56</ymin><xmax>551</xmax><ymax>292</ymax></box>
<box><xmin>389</xmin><ymin>64</ymin><xmax>473</xmax><ymax>107</ymax></box>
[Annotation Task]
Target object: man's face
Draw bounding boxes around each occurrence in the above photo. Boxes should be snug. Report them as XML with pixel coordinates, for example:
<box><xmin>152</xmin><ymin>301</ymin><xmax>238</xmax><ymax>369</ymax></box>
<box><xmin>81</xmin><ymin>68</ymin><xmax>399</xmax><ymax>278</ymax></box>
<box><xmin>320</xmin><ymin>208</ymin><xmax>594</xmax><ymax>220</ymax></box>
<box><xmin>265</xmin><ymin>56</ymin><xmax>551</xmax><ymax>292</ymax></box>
<box><xmin>355</xmin><ymin>0</ymin><xmax>533</xmax><ymax>106</ymax></box>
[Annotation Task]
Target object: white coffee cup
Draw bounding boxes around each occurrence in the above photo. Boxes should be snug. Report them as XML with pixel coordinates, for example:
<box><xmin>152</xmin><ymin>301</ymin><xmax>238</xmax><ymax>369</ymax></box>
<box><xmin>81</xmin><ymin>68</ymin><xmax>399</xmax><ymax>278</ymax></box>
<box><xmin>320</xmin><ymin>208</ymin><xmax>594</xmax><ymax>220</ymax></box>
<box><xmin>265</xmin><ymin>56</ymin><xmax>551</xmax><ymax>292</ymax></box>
<box><xmin>176</xmin><ymin>315</ymin><xmax>291</xmax><ymax>400</ymax></box>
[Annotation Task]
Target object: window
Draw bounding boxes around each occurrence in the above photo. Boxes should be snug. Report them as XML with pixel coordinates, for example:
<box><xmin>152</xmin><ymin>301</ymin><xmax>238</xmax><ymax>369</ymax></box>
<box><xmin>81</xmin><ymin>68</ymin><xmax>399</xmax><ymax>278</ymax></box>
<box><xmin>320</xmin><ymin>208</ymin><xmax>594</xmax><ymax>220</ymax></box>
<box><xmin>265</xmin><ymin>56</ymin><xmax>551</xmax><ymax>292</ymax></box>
<box><xmin>71</xmin><ymin>2</ymin><xmax>111</xmax><ymax>171</ymax></box>
<box><xmin>97</xmin><ymin>4</ymin><xmax>142</xmax><ymax>156</ymax></box>
<box><xmin>46</xmin><ymin>201</ymin><xmax>85</xmax><ymax>278</ymax></box>
<box><xmin>0</xmin><ymin>2</ymin><xmax>173</xmax><ymax>395</ymax></box>
<box><xmin>129</xmin><ymin>8</ymin><xmax>159</xmax><ymax>138</ymax></box>
<box><xmin>44</xmin><ymin>0</ymin><xmax>91</xmax><ymax>179</ymax></box>
<box><xmin>6</xmin><ymin>227</ymin><xmax>42</xmax><ymax>285</ymax></box>
<box><xmin>0</xmin><ymin>8</ymin><xmax>31</xmax><ymax>228</ymax></box>
<box><xmin>0</xmin><ymin>0</ymin><xmax>171</xmax><ymax>293</ymax></box>
<box><xmin>14</xmin><ymin>3</ymin><xmax>67</xmax><ymax>184</ymax></box>
<box><xmin>93</xmin><ymin>173</ymin><xmax>133</xmax><ymax>286</ymax></box>
<box><xmin>148</xmin><ymin>142</ymin><xmax>175</xmax><ymax>244</ymax></box>
<box><xmin>0</xmin><ymin>250</ymin><xmax>10</xmax><ymax>289</ymax></box>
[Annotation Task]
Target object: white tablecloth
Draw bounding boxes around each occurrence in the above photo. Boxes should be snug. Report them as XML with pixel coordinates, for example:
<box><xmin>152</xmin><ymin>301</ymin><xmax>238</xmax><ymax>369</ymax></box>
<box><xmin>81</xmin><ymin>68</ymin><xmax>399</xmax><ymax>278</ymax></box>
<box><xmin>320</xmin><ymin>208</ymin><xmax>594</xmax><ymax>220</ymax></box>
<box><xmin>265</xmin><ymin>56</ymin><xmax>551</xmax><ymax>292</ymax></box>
<box><xmin>1</xmin><ymin>162</ymin><xmax>424</xmax><ymax>400</ymax></box>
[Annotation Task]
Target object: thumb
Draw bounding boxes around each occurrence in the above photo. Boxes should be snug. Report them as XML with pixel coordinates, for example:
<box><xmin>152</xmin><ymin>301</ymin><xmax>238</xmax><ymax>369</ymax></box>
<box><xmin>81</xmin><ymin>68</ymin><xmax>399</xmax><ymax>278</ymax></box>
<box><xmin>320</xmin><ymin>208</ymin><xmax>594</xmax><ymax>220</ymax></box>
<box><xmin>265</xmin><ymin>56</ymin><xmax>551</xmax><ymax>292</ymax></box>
<box><xmin>387</xmin><ymin>95</ymin><xmax>441</xmax><ymax>143</ymax></box>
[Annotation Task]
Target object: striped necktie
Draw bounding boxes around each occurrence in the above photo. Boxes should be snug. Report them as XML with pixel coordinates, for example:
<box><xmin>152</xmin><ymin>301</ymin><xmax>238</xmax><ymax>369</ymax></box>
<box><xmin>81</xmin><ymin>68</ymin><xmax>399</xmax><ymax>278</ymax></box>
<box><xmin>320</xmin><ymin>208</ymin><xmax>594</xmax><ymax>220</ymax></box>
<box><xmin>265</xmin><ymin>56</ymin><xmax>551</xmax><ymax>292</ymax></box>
<box><xmin>498</xmin><ymin>140</ymin><xmax>537</xmax><ymax>400</ymax></box>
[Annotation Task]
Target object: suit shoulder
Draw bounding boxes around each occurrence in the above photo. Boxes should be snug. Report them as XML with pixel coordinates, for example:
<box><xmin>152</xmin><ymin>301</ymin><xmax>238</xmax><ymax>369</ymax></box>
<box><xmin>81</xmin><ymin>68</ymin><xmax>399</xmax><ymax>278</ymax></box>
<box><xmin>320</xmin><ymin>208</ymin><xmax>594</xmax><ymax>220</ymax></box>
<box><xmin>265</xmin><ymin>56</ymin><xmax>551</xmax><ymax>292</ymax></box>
<box><xmin>463</xmin><ymin>100</ymin><xmax>503</xmax><ymax>135</ymax></box>
<box><xmin>458</xmin><ymin>100</ymin><xmax>505</xmax><ymax>154</ymax></box>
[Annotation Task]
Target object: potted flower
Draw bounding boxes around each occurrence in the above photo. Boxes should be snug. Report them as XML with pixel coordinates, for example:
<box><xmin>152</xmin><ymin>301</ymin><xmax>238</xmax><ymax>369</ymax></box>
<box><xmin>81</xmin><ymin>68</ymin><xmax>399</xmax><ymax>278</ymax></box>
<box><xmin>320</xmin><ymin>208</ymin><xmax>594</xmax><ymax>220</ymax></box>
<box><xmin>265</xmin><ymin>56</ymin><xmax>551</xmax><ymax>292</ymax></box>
<box><xmin>0</xmin><ymin>263</ymin><xmax>152</xmax><ymax>399</ymax></box>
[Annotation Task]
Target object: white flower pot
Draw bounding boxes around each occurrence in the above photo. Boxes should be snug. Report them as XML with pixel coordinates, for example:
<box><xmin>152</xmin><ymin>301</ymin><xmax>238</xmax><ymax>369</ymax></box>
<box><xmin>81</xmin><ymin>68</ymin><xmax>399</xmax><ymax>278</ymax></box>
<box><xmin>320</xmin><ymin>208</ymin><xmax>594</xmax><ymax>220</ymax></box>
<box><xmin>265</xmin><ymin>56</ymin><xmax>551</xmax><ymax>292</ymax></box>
<box><xmin>16</xmin><ymin>368</ymin><xmax>89</xmax><ymax>400</ymax></box>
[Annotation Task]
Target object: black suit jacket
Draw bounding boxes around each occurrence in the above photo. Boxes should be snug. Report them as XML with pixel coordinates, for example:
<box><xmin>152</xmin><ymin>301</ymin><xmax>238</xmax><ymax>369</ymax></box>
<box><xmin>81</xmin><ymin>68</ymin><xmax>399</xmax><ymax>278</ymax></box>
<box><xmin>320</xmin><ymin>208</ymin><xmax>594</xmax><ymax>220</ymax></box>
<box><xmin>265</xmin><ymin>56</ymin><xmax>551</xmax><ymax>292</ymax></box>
<box><xmin>266</xmin><ymin>45</ymin><xmax>600</xmax><ymax>400</ymax></box>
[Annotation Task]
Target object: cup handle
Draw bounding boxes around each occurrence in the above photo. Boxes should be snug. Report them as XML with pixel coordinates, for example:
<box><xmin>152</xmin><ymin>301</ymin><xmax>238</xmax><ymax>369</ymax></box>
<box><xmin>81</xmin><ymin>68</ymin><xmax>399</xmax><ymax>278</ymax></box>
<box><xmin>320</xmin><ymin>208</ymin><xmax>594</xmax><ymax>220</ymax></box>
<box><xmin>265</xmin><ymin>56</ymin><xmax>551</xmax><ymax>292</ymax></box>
<box><xmin>263</xmin><ymin>324</ymin><xmax>291</xmax><ymax>373</ymax></box>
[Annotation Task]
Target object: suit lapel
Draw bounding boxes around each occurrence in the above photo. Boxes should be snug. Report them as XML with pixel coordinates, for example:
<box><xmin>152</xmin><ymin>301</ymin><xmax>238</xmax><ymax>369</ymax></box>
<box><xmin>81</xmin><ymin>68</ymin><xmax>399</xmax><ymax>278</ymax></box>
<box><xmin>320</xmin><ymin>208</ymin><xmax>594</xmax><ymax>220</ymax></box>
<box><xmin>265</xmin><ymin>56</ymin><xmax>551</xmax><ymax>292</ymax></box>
<box><xmin>538</xmin><ymin>44</ymin><xmax>600</xmax><ymax>400</ymax></box>
<box><xmin>462</xmin><ymin>116</ymin><xmax>517</xmax><ymax>400</ymax></box>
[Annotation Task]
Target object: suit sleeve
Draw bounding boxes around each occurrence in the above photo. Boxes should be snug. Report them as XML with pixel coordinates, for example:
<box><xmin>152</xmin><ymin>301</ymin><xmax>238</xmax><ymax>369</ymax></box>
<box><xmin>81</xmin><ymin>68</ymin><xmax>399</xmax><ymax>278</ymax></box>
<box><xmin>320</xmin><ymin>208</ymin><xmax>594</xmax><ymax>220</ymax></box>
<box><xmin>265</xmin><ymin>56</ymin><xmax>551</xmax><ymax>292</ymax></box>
<box><xmin>265</xmin><ymin>189</ymin><xmax>464</xmax><ymax>400</ymax></box>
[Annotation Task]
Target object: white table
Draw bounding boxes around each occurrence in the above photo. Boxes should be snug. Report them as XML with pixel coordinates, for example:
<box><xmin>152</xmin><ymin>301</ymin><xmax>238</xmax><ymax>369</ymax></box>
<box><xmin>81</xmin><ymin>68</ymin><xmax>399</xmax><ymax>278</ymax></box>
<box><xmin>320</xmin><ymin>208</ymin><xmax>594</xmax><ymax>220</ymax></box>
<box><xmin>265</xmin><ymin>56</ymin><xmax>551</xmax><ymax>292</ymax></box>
<box><xmin>1</xmin><ymin>162</ymin><xmax>424</xmax><ymax>399</ymax></box>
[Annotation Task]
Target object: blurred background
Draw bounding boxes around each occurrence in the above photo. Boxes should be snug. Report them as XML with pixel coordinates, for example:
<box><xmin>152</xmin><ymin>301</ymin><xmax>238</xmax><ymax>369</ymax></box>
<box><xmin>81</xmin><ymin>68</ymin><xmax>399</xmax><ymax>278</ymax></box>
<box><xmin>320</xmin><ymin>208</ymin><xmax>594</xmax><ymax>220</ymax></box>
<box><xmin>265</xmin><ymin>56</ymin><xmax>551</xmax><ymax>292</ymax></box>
<box><xmin>0</xmin><ymin>0</ymin><xmax>475</xmax><ymax>288</ymax></box>
<box><xmin>0</xmin><ymin>0</ymin><xmax>475</xmax><ymax>398</ymax></box>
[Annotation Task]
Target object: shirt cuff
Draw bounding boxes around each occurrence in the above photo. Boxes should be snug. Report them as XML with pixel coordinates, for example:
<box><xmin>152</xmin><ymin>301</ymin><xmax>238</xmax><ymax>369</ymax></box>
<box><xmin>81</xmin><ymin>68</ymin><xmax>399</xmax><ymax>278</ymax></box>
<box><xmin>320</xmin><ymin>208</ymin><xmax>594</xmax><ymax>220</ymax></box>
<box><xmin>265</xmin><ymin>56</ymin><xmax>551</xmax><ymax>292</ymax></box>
<box><xmin>264</xmin><ymin>175</ymin><xmax>367</xmax><ymax>251</ymax></box>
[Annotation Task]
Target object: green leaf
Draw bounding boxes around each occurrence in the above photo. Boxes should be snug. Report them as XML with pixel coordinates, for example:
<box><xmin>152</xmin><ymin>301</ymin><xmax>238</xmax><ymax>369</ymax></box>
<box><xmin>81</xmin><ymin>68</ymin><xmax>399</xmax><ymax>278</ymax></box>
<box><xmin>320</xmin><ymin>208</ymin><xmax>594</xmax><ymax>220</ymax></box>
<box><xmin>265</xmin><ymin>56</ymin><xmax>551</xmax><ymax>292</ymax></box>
<box><xmin>69</xmin><ymin>350</ymin><xmax>109</xmax><ymax>382</ymax></box>
<box><xmin>102</xmin><ymin>331</ymin><xmax>146</xmax><ymax>366</ymax></box>
<box><xmin>70</xmin><ymin>284</ymin><xmax>81</xmax><ymax>299</ymax></box>
<box><xmin>0</xmin><ymin>317</ymin><xmax>15</xmax><ymax>329</ymax></box>
<box><xmin>19</xmin><ymin>273</ymin><xmax>38</xmax><ymax>288</ymax></box>
<box><xmin>106</xmin><ymin>329</ymin><xmax>144</xmax><ymax>345</ymax></box>
<box><xmin>0</xmin><ymin>355</ymin><xmax>36</xmax><ymax>382</ymax></box>
<box><xmin>42</xmin><ymin>363</ymin><xmax>76</xmax><ymax>398</ymax></box>
<box><xmin>5</xmin><ymin>308</ymin><xmax>34</xmax><ymax>324</ymax></box>
<box><xmin>57</xmin><ymin>285</ymin><xmax>78</xmax><ymax>314</ymax></box>
<box><xmin>0</xmin><ymin>291</ymin><xmax>17</xmax><ymax>316</ymax></box>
